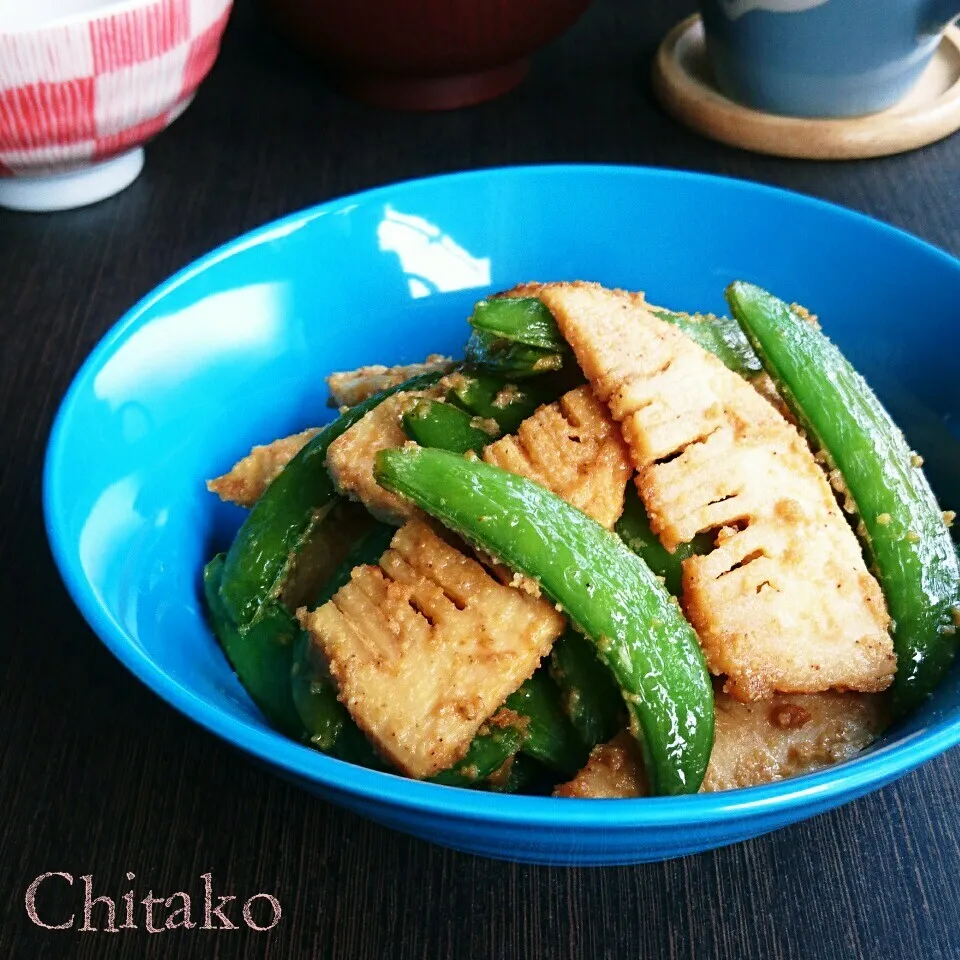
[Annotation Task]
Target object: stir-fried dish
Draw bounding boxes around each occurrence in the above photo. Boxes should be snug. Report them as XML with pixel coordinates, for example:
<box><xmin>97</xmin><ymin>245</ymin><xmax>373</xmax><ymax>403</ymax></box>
<box><xmin>203</xmin><ymin>281</ymin><xmax>960</xmax><ymax>797</ymax></box>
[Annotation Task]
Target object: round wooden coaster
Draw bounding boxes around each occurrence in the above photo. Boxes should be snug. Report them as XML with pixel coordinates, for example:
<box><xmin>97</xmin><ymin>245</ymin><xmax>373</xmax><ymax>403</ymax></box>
<box><xmin>652</xmin><ymin>15</ymin><xmax>960</xmax><ymax>160</ymax></box>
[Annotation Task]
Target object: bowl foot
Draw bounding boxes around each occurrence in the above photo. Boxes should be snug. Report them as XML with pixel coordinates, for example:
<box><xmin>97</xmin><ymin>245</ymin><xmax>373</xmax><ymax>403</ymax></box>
<box><xmin>0</xmin><ymin>148</ymin><xmax>145</xmax><ymax>213</ymax></box>
<box><xmin>339</xmin><ymin>59</ymin><xmax>530</xmax><ymax>110</ymax></box>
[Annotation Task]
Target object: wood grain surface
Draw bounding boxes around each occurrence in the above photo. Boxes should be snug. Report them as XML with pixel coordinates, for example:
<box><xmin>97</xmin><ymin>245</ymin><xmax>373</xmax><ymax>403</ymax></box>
<box><xmin>1</xmin><ymin>1</ymin><xmax>958</xmax><ymax>957</ymax></box>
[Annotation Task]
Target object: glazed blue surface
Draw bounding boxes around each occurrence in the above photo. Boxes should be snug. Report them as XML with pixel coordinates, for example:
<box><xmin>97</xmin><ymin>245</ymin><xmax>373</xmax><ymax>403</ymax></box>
<box><xmin>700</xmin><ymin>0</ymin><xmax>960</xmax><ymax>117</ymax></box>
<box><xmin>44</xmin><ymin>166</ymin><xmax>960</xmax><ymax>865</ymax></box>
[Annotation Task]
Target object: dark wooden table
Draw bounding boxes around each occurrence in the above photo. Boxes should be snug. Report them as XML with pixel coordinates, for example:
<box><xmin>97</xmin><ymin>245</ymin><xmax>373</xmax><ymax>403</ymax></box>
<box><xmin>2</xmin><ymin>1</ymin><xmax>959</xmax><ymax>957</ymax></box>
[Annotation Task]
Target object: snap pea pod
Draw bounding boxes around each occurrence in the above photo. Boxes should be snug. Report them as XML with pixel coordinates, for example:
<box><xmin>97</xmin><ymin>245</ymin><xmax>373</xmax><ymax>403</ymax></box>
<box><xmin>469</xmin><ymin>297</ymin><xmax>566</xmax><ymax>350</ymax></box>
<box><xmin>203</xmin><ymin>554</ymin><xmax>304</xmax><ymax>739</ymax></box>
<box><xmin>465</xmin><ymin>328</ymin><xmax>565</xmax><ymax>379</ymax></box>
<box><xmin>219</xmin><ymin>370</ymin><xmax>445</xmax><ymax>627</ymax></box>
<box><xmin>650</xmin><ymin>308</ymin><xmax>762</xmax><ymax>378</ymax></box>
<box><xmin>210</xmin><ymin>497</ymin><xmax>369</xmax><ymax>744</ymax></box>
<box><xmin>289</xmin><ymin>634</ymin><xmax>345</xmax><ymax>752</ymax></box>
<box><xmin>549</xmin><ymin>629</ymin><xmax>624</xmax><ymax>750</ymax></box>
<box><xmin>291</xmin><ymin>521</ymin><xmax>397</xmax><ymax>751</ymax></box>
<box><xmin>402</xmin><ymin>398</ymin><xmax>495</xmax><ymax>455</ymax></box>
<box><xmin>375</xmin><ymin>447</ymin><xmax>715</xmax><ymax>796</ymax></box>
<box><xmin>727</xmin><ymin>281</ymin><xmax>960</xmax><ymax>716</ymax></box>
<box><xmin>430</xmin><ymin>717</ymin><xmax>528</xmax><ymax>787</ymax></box>
<box><xmin>504</xmin><ymin>667</ymin><xmax>590</xmax><ymax>775</ymax></box>
<box><xmin>445</xmin><ymin>372</ymin><xmax>554</xmax><ymax>433</ymax></box>
<box><xmin>615</xmin><ymin>486</ymin><xmax>715</xmax><ymax>596</ymax></box>
<box><xmin>481</xmin><ymin>754</ymin><xmax>551</xmax><ymax>794</ymax></box>
<box><xmin>403</xmin><ymin>390</ymin><xmax>588</xmax><ymax>774</ymax></box>
<box><xmin>330</xmin><ymin>722</ymin><xmax>386</xmax><ymax>768</ymax></box>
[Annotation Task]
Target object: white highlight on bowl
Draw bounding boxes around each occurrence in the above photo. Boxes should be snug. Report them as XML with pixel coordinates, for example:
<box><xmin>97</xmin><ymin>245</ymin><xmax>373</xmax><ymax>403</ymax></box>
<box><xmin>93</xmin><ymin>282</ymin><xmax>288</xmax><ymax>406</ymax></box>
<box><xmin>377</xmin><ymin>205</ymin><xmax>492</xmax><ymax>298</ymax></box>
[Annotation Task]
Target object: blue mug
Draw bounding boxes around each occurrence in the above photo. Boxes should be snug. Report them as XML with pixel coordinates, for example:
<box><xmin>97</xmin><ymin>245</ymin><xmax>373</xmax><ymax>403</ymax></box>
<box><xmin>699</xmin><ymin>0</ymin><xmax>960</xmax><ymax>117</ymax></box>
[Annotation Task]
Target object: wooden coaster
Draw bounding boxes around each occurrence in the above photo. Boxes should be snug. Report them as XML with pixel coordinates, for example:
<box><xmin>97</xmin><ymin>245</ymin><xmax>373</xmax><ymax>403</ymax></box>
<box><xmin>653</xmin><ymin>15</ymin><xmax>960</xmax><ymax>160</ymax></box>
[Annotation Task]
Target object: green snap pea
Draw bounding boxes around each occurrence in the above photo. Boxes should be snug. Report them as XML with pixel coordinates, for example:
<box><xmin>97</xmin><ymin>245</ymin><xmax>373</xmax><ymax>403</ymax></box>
<box><xmin>219</xmin><ymin>371</ymin><xmax>445</xmax><ymax>627</ymax></box>
<box><xmin>465</xmin><ymin>328</ymin><xmax>565</xmax><ymax>379</ymax></box>
<box><xmin>402</xmin><ymin>398</ymin><xmax>495</xmax><ymax>455</ymax></box>
<box><xmin>374</xmin><ymin>447</ymin><xmax>715</xmax><ymax>796</ymax></box>
<box><xmin>549</xmin><ymin>629</ymin><xmax>624</xmax><ymax>750</ymax></box>
<box><xmin>329</xmin><ymin>722</ymin><xmax>386</xmax><ymax>769</ymax></box>
<box><xmin>203</xmin><ymin>554</ymin><xmax>304</xmax><ymax>739</ymax></box>
<box><xmin>469</xmin><ymin>297</ymin><xmax>566</xmax><ymax>350</ymax></box>
<box><xmin>430</xmin><ymin>718</ymin><xmax>528</xmax><ymax>787</ymax></box>
<box><xmin>727</xmin><ymin>281</ymin><xmax>960</xmax><ymax>716</ymax></box>
<box><xmin>651</xmin><ymin>308</ymin><xmax>762</xmax><ymax>378</ymax></box>
<box><xmin>402</xmin><ymin>385</ymin><xmax>587</xmax><ymax>775</ymax></box>
<box><xmin>480</xmin><ymin>755</ymin><xmax>551</xmax><ymax>794</ymax></box>
<box><xmin>445</xmin><ymin>372</ymin><xmax>554</xmax><ymax>434</ymax></box>
<box><xmin>504</xmin><ymin>667</ymin><xmax>590</xmax><ymax>775</ymax></box>
<box><xmin>615</xmin><ymin>486</ymin><xmax>714</xmax><ymax>597</ymax></box>
<box><xmin>289</xmin><ymin>634</ymin><xmax>345</xmax><ymax>753</ymax></box>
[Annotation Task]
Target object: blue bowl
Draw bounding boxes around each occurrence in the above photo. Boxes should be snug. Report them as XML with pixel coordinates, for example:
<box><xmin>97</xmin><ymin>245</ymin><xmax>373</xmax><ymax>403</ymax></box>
<box><xmin>44</xmin><ymin>165</ymin><xmax>960</xmax><ymax>866</ymax></box>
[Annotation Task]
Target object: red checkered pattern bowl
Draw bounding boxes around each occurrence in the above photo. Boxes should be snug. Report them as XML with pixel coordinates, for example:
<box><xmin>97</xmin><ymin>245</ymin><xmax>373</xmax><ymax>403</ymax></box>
<box><xmin>0</xmin><ymin>0</ymin><xmax>232</xmax><ymax>210</ymax></box>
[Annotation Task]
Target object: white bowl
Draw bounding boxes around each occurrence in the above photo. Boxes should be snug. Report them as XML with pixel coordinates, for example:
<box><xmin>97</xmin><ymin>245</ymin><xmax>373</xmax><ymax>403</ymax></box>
<box><xmin>0</xmin><ymin>0</ymin><xmax>233</xmax><ymax>211</ymax></box>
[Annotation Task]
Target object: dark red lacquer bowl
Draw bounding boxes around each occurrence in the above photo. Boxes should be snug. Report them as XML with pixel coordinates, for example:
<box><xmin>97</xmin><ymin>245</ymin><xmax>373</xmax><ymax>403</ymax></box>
<box><xmin>259</xmin><ymin>0</ymin><xmax>593</xmax><ymax>110</ymax></box>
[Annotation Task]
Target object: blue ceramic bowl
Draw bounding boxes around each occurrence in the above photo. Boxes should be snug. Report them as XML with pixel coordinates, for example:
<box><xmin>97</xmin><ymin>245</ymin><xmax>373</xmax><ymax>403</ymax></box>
<box><xmin>44</xmin><ymin>166</ymin><xmax>960</xmax><ymax>866</ymax></box>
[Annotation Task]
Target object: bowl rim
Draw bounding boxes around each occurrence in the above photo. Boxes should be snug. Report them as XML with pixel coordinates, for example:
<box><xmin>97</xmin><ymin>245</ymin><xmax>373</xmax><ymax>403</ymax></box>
<box><xmin>0</xmin><ymin>0</ymin><xmax>228</xmax><ymax>37</ymax></box>
<box><xmin>43</xmin><ymin>163</ymin><xmax>960</xmax><ymax>828</ymax></box>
